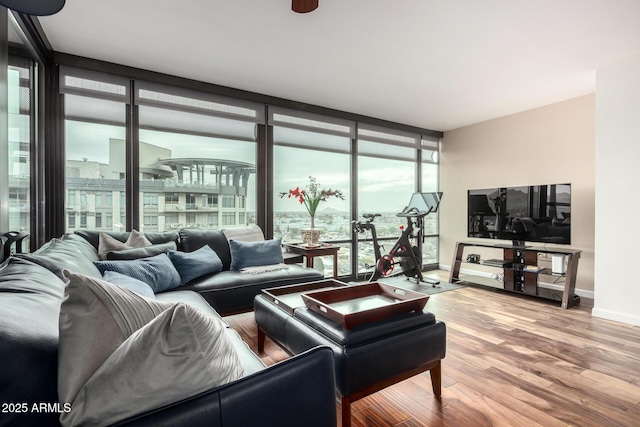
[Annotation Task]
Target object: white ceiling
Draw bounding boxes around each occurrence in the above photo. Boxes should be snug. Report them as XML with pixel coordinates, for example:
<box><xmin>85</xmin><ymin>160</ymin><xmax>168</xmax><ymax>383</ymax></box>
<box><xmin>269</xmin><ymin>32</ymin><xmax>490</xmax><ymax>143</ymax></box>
<box><xmin>38</xmin><ymin>0</ymin><xmax>640</xmax><ymax>132</ymax></box>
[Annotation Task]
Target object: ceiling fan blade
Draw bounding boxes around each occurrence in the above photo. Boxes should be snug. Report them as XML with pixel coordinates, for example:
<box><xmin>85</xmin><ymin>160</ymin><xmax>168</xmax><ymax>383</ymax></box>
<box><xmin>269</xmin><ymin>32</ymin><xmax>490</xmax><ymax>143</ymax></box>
<box><xmin>0</xmin><ymin>0</ymin><xmax>65</xmax><ymax>16</ymax></box>
<box><xmin>292</xmin><ymin>0</ymin><xmax>318</xmax><ymax>14</ymax></box>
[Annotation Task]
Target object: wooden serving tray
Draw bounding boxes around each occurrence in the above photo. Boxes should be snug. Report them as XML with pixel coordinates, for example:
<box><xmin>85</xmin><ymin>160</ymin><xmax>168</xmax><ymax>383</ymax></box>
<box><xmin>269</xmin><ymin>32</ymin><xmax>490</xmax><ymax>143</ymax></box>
<box><xmin>301</xmin><ymin>282</ymin><xmax>429</xmax><ymax>329</ymax></box>
<box><xmin>261</xmin><ymin>279</ymin><xmax>349</xmax><ymax>315</ymax></box>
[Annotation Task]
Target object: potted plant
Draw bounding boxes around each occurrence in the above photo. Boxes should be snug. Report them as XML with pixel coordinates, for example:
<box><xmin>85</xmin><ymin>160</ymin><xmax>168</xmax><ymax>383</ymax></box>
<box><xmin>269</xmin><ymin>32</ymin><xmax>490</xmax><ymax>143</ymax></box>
<box><xmin>279</xmin><ymin>176</ymin><xmax>344</xmax><ymax>245</ymax></box>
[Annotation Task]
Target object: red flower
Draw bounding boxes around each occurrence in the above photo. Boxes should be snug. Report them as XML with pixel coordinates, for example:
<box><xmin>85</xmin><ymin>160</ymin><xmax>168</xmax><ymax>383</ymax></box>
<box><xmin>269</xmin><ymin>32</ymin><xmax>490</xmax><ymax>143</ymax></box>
<box><xmin>279</xmin><ymin>176</ymin><xmax>345</xmax><ymax>219</ymax></box>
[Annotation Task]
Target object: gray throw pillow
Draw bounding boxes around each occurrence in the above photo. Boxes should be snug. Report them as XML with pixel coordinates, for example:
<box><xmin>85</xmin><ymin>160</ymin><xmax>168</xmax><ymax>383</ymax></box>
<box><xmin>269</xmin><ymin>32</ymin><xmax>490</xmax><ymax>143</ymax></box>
<box><xmin>58</xmin><ymin>272</ymin><xmax>243</xmax><ymax>427</ymax></box>
<box><xmin>103</xmin><ymin>270</ymin><xmax>156</xmax><ymax>299</ymax></box>
<box><xmin>58</xmin><ymin>271</ymin><xmax>173</xmax><ymax>414</ymax></box>
<box><xmin>106</xmin><ymin>241</ymin><xmax>177</xmax><ymax>260</ymax></box>
<box><xmin>126</xmin><ymin>229</ymin><xmax>152</xmax><ymax>248</ymax></box>
<box><xmin>229</xmin><ymin>238</ymin><xmax>284</xmax><ymax>270</ymax></box>
<box><xmin>222</xmin><ymin>225</ymin><xmax>265</xmax><ymax>242</ymax></box>
<box><xmin>94</xmin><ymin>253</ymin><xmax>182</xmax><ymax>293</ymax></box>
<box><xmin>167</xmin><ymin>245</ymin><xmax>223</xmax><ymax>284</ymax></box>
<box><xmin>98</xmin><ymin>229</ymin><xmax>153</xmax><ymax>260</ymax></box>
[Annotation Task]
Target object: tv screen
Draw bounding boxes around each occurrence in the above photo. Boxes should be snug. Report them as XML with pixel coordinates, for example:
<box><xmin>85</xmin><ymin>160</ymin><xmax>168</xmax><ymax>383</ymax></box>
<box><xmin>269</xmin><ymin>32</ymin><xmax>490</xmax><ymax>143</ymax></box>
<box><xmin>467</xmin><ymin>184</ymin><xmax>571</xmax><ymax>245</ymax></box>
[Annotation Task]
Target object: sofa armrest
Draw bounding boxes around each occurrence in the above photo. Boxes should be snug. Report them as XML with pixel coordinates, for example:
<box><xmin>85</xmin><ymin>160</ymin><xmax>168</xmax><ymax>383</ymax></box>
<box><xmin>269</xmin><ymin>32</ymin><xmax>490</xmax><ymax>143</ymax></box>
<box><xmin>116</xmin><ymin>346</ymin><xmax>336</xmax><ymax>427</ymax></box>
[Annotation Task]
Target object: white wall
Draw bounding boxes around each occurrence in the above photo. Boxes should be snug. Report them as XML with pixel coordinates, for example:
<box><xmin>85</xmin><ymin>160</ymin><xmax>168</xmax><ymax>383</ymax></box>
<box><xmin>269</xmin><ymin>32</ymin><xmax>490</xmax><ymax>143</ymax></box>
<box><xmin>593</xmin><ymin>55</ymin><xmax>640</xmax><ymax>325</ymax></box>
<box><xmin>440</xmin><ymin>95</ymin><xmax>596</xmax><ymax>296</ymax></box>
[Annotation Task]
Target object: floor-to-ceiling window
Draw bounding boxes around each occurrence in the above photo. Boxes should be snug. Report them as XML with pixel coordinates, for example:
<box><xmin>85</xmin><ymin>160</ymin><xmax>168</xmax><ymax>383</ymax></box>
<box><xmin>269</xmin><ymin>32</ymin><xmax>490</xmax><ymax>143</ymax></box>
<box><xmin>61</xmin><ymin>67</ymin><xmax>128</xmax><ymax>233</ymax></box>
<box><xmin>2</xmin><ymin>11</ymin><xmax>43</xmax><ymax>252</ymax></box>
<box><xmin>356</xmin><ymin>125</ymin><xmax>421</xmax><ymax>276</ymax></box>
<box><xmin>6</xmin><ymin>58</ymin><xmax>31</xmax><ymax>243</ymax></box>
<box><xmin>136</xmin><ymin>81</ymin><xmax>260</xmax><ymax>232</ymax></box>
<box><xmin>271</xmin><ymin>108</ymin><xmax>353</xmax><ymax>277</ymax></box>
<box><xmin>421</xmin><ymin>136</ymin><xmax>440</xmax><ymax>264</ymax></box>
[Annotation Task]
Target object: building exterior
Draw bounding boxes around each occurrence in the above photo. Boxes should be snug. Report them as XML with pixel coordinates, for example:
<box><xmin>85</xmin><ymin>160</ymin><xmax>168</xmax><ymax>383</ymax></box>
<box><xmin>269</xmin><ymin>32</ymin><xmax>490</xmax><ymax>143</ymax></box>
<box><xmin>65</xmin><ymin>138</ymin><xmax>255</xmax><ymax>232</ymax></box>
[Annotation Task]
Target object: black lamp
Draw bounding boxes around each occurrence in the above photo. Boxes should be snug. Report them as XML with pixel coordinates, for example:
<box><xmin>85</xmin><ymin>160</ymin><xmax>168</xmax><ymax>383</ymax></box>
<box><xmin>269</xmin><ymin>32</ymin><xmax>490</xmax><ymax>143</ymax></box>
<box><xmin>0</xmin><ymin>0</ymin><xmax>65</xmax><ymax>16</ymax></box>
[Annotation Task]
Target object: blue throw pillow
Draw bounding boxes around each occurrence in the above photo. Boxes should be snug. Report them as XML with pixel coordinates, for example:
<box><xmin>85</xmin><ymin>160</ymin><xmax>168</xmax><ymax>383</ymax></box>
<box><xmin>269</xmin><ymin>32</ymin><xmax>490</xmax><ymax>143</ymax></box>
<box><xmin>94</xmin><ymin>253</ymin><xmax>182</xmax><ymax>293</ymax></box>
<box><xmin>229</xmin><ymin>238</ymin><xmax>284</xmax><ymax>270</ymax></box>
<box><xmin>102</xmin><ymin>270</ymin><xmax>156</xmax><ymax>299</ymax></box>
<box><xmin>167</xmin><ymin>245</ymin><xmax>223</xmax><ymax>284</ymax></box>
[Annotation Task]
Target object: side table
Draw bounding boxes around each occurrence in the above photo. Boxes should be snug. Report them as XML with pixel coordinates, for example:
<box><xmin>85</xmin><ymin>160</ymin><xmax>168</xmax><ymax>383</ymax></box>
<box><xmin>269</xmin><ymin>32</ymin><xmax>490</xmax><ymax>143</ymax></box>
<box><xmin>283</xmin><ymin>243</ymin><xmax>340</xmax><ymax>278</ymax></box>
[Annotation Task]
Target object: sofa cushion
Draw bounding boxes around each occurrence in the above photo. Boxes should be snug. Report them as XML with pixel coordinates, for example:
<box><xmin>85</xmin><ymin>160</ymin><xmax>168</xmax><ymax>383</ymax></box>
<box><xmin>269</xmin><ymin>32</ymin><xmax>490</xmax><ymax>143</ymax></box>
<box><xmin>106</xmin><ymin>241</ymin><xmax>177</xmax><ymax>260</ymax></box>
<box><xmin>98</xmin><ymin>229</ymin><xmax>152</xmax><ymax>260</ymax></box>
<box><xmin>58</xmin><ymin>271</ymin><xmax>173</xmax><ymax>410</ymax></box>
<box><xmin>184</xmin><ymin>265</ymin><xmax>324</xmax><ymax>314</ymax></box>
<box><xmin>75</xmin><ymin>230</ymin><xmax>179</xmax><ymax>251</ymax></box>
<box><xmin>58</xmin><ymin>272</ymin><xmax>243</xmax><ymax>427</ymax></box>
<box><xmin>179</xmin><ymin>228</ymin><xmax>232</xmax><ymax>269</ymax></box>
<box><xmin>177</xmin><ymin>226</ymin><xmax>265</xmax><ymax>271</ymax></box>
<box><xmin>57</xmin><ymin>233</ymin><xmax>101</xmax><ymax>261</ymax></box>
<box><xmin>103</xmin><ymin>270</ymin><xmax>156</xmax><ymax>299</ymax></box>
<box><xmin>229</xmin><ymin>238</ymin><xmax>284</xmax><ymax>270</ymax></box>
<box><xmin>167</xmin><ymin>244</ymin><xmax>223</xmax><ymax>284</ymax></box>
<box><xmin>62</xmin><ymin>307</ymin><xmax>244</xmax><ymax>426</ymax></box>
<box><xmin>125</xmin><ymin>229</ymin><xmax>153</xmax><ymax>247</ymax></box>
<box><xmin>94</xmin><ymin>253</ymin><xmax>182</xmax><ymax>292</ymax></box>
<box><xmin>154</xmin><ymin>290</ymin><xmax>227</xmax><ymax>325</ymax></box>
<box><xmin>222</xmin><ymin>225</ymin><xmax>265</xmax><ymax>243</ymax></box>
<box><xmin>18</xmin><ymin>237</ymin><xmax>103</xmax><ymax>281</ymax></box>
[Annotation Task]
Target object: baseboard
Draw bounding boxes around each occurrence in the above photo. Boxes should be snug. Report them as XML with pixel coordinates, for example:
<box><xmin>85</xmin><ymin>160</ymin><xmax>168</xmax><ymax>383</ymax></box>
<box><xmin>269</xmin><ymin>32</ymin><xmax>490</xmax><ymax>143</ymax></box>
<box><xmin>592</xmin><ymin>307</ymin><xmax>640</xmax><ymax>326</ymax></box>
<box><xmin>439</xmin><ymin>264</ymin><xmax>594</xmax><ymax>300</ymax></box>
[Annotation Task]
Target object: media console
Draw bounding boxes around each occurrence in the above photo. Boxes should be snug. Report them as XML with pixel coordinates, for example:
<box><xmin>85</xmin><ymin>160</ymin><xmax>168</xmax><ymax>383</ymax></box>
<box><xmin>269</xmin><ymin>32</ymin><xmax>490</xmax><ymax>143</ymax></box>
<box><xmin>449</xmin><ymin>241</ymin><xmax>581</xmax><ymax>309</ymax></box>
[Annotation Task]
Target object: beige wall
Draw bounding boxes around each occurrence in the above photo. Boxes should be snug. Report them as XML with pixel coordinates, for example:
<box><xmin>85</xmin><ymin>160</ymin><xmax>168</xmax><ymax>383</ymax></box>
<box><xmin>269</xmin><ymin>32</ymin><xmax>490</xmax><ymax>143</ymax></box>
<box><xmin>439</xmin><ymin>94</ymin><xmax>595</xmax><ymax>295</ymax></box>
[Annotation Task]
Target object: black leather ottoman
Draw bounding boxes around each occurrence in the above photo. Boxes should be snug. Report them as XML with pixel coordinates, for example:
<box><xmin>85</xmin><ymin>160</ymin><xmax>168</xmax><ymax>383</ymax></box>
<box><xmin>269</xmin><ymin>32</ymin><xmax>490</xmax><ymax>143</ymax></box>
<box><xmin>254</xmin><ymin>294</ymin><xmax>446</xmax><ymax>427</ymax></box>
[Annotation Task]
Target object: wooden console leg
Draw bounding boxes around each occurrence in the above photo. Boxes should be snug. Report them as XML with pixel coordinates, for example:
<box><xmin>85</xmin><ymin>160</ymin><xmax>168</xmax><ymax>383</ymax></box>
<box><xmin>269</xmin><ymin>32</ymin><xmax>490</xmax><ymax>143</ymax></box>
<box><xmin>257</xmin><ymin>328</ymin><xmax>265</xmax><ymax>353</ymax></box>
<box><xmin>341</xmin><ymin>395</ymin><xmax>351</xmax><ymax>427</ymax></box>
<box><xmin>429</xmin><ymin>360</ymin><xmax>442</xmax><ymax>398</ymax></box>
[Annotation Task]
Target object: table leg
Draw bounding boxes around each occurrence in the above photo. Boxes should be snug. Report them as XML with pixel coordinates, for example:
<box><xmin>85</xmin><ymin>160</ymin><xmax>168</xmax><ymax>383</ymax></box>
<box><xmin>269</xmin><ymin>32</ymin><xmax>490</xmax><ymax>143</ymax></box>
<box><xmin>306</xmin><ymin>256</ymin><xmax>314</xmax><ymax>269</ymax></box>
<box><xmin>333</xmin><ymin>252</ymin><xmax>338</xmax><ymax>278</ymax></box>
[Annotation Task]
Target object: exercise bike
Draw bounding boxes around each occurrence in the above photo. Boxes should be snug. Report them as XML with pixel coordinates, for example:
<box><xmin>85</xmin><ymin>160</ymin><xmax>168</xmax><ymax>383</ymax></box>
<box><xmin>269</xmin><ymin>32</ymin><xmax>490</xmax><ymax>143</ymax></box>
<box><xmin>353</xmin><ymin>192</ymin><xmax>443</xmax><ymax>286</ymax></box>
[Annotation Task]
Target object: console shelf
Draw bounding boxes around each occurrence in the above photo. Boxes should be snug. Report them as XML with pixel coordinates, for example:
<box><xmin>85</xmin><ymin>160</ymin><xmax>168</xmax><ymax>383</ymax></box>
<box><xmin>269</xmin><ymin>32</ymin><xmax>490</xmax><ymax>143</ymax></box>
<box><xmin>449</xmin><ymin>241</ymin><xmax>581</xmax><ymax>309</ymax></box>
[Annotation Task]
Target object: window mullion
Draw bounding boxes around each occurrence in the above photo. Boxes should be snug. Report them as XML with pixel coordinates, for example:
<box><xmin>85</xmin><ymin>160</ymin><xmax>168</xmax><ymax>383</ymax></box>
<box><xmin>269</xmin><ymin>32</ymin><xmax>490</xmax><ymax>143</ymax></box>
<box><xmin>127</xmin><ymin>78</ymin><xmax>139</xmax><ymax>231</ymax></box>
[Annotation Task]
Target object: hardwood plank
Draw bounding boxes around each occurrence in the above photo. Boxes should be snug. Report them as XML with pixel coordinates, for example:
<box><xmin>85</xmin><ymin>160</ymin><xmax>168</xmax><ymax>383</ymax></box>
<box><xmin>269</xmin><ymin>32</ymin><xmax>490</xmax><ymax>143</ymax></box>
<box><xmin>224</xmin><ymin>271</ymin><xmax>640</xmax><ymax>427</ymax></box>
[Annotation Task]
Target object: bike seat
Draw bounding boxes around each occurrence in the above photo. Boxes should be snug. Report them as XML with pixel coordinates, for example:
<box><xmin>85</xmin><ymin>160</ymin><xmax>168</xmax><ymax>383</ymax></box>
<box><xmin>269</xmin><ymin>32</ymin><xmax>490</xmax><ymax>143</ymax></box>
<box><xmin>362</xmin><ymin>213</ymin><xmax>381</xmax><ymax>221</ymax></box>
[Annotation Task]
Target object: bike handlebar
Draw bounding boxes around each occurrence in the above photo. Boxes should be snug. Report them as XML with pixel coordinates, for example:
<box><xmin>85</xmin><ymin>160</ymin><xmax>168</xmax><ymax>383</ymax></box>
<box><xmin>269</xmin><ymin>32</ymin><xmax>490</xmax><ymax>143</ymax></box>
<box><xmin>396</xmin><ymin>206</ymin><xmax>434</xmax><ymax>218</ymax></box>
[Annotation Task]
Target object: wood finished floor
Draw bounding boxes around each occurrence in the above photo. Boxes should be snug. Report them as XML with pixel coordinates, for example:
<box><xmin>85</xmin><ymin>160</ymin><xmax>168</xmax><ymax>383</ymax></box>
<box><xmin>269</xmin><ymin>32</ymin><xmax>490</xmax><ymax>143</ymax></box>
<box><xmin>225</xmin><ymin>272</ymin><xmax>640</xmax><ymax>427</ymax></box>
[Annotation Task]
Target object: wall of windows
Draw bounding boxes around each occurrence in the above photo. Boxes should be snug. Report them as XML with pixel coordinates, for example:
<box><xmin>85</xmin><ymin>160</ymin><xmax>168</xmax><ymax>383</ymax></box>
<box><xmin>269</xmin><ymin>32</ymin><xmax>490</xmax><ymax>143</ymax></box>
<box><xmin>0</xmin><ymin>9</ymin><xmax>444</xmax><ymax>271</ymax></box>
<box><xmin>51</xmin><ymin>60</ymin><xmax>441</xmax><ymax>279</ymax></box>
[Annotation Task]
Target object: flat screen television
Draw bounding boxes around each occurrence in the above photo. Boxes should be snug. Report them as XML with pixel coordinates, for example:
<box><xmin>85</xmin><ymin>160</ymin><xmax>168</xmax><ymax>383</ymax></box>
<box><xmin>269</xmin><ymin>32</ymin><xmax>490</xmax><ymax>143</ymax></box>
<box><xmin>467</xmin><ymin>184</ymin><xmax>571</xmax><ymax>246</ymax></box>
